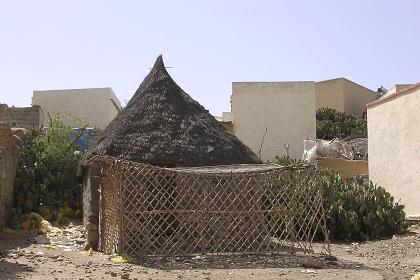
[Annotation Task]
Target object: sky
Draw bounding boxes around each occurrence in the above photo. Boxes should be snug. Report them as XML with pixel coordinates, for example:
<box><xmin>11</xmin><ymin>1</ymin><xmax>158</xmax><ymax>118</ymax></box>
<box><xmin>0</xmin><ymin>0</ymin><xmax>419</xmax><ymax>116</ymax></box>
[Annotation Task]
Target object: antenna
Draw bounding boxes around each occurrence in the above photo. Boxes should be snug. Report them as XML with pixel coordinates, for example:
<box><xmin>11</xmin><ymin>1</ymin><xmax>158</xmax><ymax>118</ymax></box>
<box><xmin>148</xmin><ymin>67</ymin><xmax>173</xmax><ymax>69</ymax></box>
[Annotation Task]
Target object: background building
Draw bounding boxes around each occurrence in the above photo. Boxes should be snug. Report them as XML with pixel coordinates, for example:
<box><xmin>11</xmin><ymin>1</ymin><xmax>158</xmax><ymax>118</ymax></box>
<box><xmin>367</xmin><ymin>83</ymin><xmax>420</xmax><ymax>217</ymax></box>
<box><xmin>32</xmin><ymin>87</ymin><xmax>122</xmax><ymax>130</ymax></box>
<box><xmin>224</xmin><ymin>82</ymin><xmax>316</xmax><ymax>161</ymax></box>
<box><xmin>381</xmin><ymin>84</ymin><xmax>413</xmax><ymax>98</ymax></box>
<box><xmin>315</xmin><ymin>77</ymin><xmax>378</xmax><ymax>116</ymax></box>
<box><xmin>221</xmin><ymin>78</ymin><xmax>376</xmax><ymax>161</ymax></box>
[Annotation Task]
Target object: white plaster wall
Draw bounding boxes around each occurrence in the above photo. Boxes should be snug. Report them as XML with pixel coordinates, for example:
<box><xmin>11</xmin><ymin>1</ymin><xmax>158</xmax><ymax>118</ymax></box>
<box><xmin>231</xmin><ymin>82</ymin><xmax>316</xmax><ymax>161</ymax></box>
<box><xmin>368</xmin><ymin>87</ymin><xmax>420</xmax><ymax>216</ymax></box>
<box><xmin>32</xmin><ymin>88</ymin><xmax>121</xmax><ymax>130</ymax></box>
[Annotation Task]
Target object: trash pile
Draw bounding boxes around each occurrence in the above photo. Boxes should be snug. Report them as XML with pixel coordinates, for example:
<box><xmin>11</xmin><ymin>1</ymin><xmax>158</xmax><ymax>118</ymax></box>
<box><xmin>2</xmin><ymin>212</ymin><xmax>62</xmax><ymax>237</ymax></box>
<box><xmin>303</xmin><ymin>138</ymin><xmax>368</xmax><ymax>162</ymax></box>
<box><xmin>2</xmin><ymin>212</ymin><xmax>86</xmax><ymax>252</ymax></box>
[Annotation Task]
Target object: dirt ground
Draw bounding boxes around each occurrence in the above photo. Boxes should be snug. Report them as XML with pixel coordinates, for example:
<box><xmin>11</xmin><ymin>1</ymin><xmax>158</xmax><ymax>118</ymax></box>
<box><xmin>0</xmin><ymin>224</ymin><xmax>418</xmax><ymax>280</ymax></box>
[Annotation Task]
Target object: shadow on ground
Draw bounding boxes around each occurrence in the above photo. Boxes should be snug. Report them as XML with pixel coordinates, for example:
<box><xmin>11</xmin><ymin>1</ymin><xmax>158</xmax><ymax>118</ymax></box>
<box><xmin>0</xmin><ymin>260</ymin><xmax>32</xmax><ymax>280</ymax></box>
<box><xmin>0</xmin><ymin>232</ymin><xmax>34</xmax><ymax>280</ymax></box>
<box><xmin>133</xmin><ymin>252</ymin><xmax>371</xmax><ymax>271</ymax></box>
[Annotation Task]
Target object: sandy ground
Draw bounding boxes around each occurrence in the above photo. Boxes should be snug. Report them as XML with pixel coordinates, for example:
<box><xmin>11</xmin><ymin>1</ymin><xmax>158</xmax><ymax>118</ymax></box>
<box><xmin>0</xmin><ymin>224</ymin><xmax>418</xmax><ymax>280</ymax></box>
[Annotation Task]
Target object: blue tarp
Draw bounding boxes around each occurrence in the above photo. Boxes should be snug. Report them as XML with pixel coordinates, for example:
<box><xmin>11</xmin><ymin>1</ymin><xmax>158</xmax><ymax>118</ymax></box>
<box><xmin>72</xmin><ymin>128</ymin><xmax>94</xmax><ymax>151</ymax></box>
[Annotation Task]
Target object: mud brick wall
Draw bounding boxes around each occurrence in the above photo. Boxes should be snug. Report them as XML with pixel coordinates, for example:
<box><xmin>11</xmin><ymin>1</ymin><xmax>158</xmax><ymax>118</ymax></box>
<box><xmin>0</xmin><ymin>123</ymin><xmax>18</xmax><ymax>227</ymax></box>
<box><xmin>0</xmin><ymin>104</ymin><xmax>42</xmax><ymax>128</ymax></box>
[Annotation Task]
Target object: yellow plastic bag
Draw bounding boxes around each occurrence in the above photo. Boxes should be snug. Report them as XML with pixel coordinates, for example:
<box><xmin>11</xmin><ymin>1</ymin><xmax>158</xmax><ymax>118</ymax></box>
<box><xmin>412</xmin><ymin>273</ymin><xmax>420</xmax><ymax>280</ymax></box>
<box><xmin>3</xmin><ymin>212</ymin><xmax>62</xmax><ymax>237</ymax></box>
<box><xmin>111</xmin><ymin>255</ymin><xmax>129</xmax><ymax>264</ymax></box>
<box><xmin>25</xmin><ymin>212</ymin><xmax>62</xmax><ymax>237</ymax></box>
<box><xmin>41</xmin><ymin>244</ymin><xmax>58</xmax><ymax>250</ymax></box>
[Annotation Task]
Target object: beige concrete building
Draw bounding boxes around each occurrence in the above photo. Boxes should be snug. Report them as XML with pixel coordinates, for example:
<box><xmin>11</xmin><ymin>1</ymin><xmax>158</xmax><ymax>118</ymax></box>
<box><xmin>223</xmin><ymin>82</ymin><xmax>316</xmax><ymax>161</ymax></box>
<box><xmin>315</xmin><ymin>78</ymin><xmax>378</xmax><ymax>116</ymax></box>
<box><xmin>367</xmin><ymin>83</ymin><xmax>420</xmax><ymax>217</ymax></box>
<box><xmin>32</xmin><ymin>88</ymin><xmax>121</xmax><ymax>129</ymax></box>
<box><xmin>221</xmin><ymin>78</ymin><xmax>376</xmax><ymax>161</ymax></box>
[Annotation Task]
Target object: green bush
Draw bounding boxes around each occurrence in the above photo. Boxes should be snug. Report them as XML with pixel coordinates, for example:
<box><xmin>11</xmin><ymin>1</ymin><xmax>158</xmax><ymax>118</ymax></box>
<box><xmin>274</xmin><ymin>155</ymin><xmax>302</xmax><ymax>166</ymax></box>
<box><xmin>273</xmin><ymin>157</ymin><xmax>407</xmax><ymax>241</ymax></box>
<box><xmin>316</xmin><ymin>107</ymin><xmax>367</xmax><ymax>140</ymax></box>
<box><xmin>8</xmin><ymin>116</ymin><xmax>83</xmax><ymax>226</ymax></box>
<box><xmin>321</xmin><ymin>170</ymin><xmax>406</xmax><ymax>240</ymax></box>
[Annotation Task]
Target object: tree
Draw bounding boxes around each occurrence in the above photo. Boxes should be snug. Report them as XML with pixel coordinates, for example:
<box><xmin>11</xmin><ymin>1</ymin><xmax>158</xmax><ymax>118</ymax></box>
<box><xmin>316</xmin><ymin>107</ymin><xmax>367</xmax><ymax>140</ymax></box>
<box><xmin>9</xmin><ymin>115</ymin><xmax>83</xmax><ymax>226</ymax></box>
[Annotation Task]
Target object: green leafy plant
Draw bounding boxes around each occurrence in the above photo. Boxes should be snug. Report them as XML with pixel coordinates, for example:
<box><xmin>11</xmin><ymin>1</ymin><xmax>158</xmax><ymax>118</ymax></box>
<box><xmin>321</xmin><ymin>170</ymin><xmax>406</xmax><ymax>240</ymax></box>
<box><xmin>274</xmin><ymin>155</ymin><xmax>303</xmax><ymax>166</ymax></box>
<box><xmin>272</xmin><ymin>157</ymin><xmax>407</xmax><ymax>241</ymax></box>
<box><xmin>8</xmin><ymin>116</ymin><xmax>83</xmax><ymax>226</ymax></box>
<box><xmin>316</xmin><ymin>107</ymin><xmax>367</xmax><ymax>140</ymax></box>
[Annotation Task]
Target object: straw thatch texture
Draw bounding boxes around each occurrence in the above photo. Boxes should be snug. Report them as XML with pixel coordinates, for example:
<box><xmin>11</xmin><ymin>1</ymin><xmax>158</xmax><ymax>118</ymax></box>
<box><xmin>93</xmin><ymin>156</ymin><xmax>328</xmax><ymax>259</ymax></box>
<box><xmin>85</xmin><ymin>56</ymin><xmax>260</xmax><ymax>167</ymax></box>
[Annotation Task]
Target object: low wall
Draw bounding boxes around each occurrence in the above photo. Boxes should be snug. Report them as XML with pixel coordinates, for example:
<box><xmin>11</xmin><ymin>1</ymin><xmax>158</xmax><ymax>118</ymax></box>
<box><xmin>317</xmin><ymin>157</ymin><xmax>368</xmax><ymax>179</ymax></box>
<box><xmin>0</xmin><ymin>124</ymin><xmax>20</xmax><ymax>227</ymax></box>
<box><xmin>0</xmin><ymin>104</ymin><xmax>42</xmax><ymax>128</ymax></box>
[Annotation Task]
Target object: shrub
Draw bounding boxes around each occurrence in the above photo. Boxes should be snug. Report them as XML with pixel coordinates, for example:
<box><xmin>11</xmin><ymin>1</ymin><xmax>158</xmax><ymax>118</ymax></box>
<box><xmin>274</xmin><ymin>155</ymin><xmax>302</xmax><ymax>166</ymax></box>
<box><xmin>316</xmin><ymin>107</ymin><xmax>367</xmax><ymax>140</ymax></box>
<box><xmin>273</xmin><ymin>157</ymin><xmax>407</xmax><ymax>241</ymax></box>
<box><xmin>8</xmin><ymin>116</ymin><xmax>83</xmax><ymax>226</ymax></box>
<box><xmin>321</xmin><ymin>170</ymin><xmax>406</xmax><ymax>240</ymax></box>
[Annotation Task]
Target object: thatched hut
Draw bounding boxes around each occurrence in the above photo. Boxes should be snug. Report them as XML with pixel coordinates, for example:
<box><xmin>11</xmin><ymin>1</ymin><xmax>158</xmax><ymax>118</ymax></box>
<box><xmin>85</xmin><ymin>55</ymin><xmax>260</xmax><ymax>166</ymax></box>
<box><xmin>83</xmin><ymin>56</ymin><xmax>261</xmax><ymax>248</ymax></box>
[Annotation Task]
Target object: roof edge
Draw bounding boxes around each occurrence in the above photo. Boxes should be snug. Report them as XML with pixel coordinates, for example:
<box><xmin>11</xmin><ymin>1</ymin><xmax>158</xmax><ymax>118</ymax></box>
<box><xmin>367</xmin><ymin>82</ymin><xmax>420</xmax><ymax>109</ymax></box>
<box><xmin>232</xmin><ymin>81</ymin><xmax>315</xmax><ymax>84</ymax></box>
<box><xmin>317</xmin><ymin>77</ymin><xmax>375</xmax><ymax>93</ymax></box>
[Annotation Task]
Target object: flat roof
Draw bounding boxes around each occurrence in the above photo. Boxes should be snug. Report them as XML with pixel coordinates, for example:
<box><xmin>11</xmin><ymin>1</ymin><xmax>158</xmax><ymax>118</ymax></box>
<box><xmin>87</xmin><ymin>155</ymin><xmax>291</xmax><ymax>174</ymax></box>
<box><xmin>33</xmin><ymin>87</ymin><xmax>122</xmax><ymax>109</ymax></box>
<box><xmin>171</xmin><ymin>164</ymin><xmax>284</xmax><ymax>174</ymax></box>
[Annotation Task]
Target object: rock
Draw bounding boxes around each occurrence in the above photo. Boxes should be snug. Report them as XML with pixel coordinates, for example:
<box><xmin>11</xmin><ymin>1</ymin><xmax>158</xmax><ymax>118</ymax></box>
<box><xmin>34</xmin><ymin>235</ymin><xmax>50</xmax><ymax>244</ymax></box>
<box><xmin>324</xmin><ymin>255</ymin><xmax>338</xmax><ymax>261</ymax></box>
<box><xmin>75</xmin><ymin>239</ymin><xmax>85</xmax><ymax>245</ymax></box>
<box><xmin>85</xmin><ymin>222</ymin><xmax>98</xmax><ymax>231</ymax></box>
<box><xmin>302</xmin><ymin>257</ymin><xmax>324</xmax><ymax>269</ymax></box>
<box><xmin>111</xmin><ymin>272</ymin><xmax>117</xmax><ymax>277</ymax></box>
<box><xmin>121</xmin><ymin>273</ymin><xmax>130</xmax><ymax>279</ymax></box>
<box><xmin>327</xmin><ymin>261</ymin><xmax>339</xmax><ymax>266</ymax></box>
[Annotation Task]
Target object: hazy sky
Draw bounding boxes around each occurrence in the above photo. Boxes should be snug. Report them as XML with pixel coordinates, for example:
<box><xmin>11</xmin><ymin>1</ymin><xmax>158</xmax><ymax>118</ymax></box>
<box><xmin>1</xmin><ymin>0</ymin><xmax>419</xmax><ymax>115</ymax></box>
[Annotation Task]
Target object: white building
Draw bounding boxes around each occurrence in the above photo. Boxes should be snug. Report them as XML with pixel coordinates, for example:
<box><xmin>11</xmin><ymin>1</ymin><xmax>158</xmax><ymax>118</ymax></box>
<box><xmin>223</xmin><ymin>82</ymin><xmax>316</xmax><ymax>161</ymax></box>
<box><xmin>32</xmin><ymin>87</ymin><xmax>121</xmax><ymax>130</ymax></box>
<box><xmin>367</xmin><ymin>83</ymin><xmax>420</xmax><ymax>217</ymax></box>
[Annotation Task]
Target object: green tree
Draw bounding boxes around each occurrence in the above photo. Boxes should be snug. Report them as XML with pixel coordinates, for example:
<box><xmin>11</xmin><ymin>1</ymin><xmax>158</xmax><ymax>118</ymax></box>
<box><xmin>316</xmin><ymin>107</ymin><xmax>367</xmax><ymax>140</ymax></box>
<box><xmin>9</xmin><ymin>116</ymin><xmax>83</xmax><ymax>226</ymax></box>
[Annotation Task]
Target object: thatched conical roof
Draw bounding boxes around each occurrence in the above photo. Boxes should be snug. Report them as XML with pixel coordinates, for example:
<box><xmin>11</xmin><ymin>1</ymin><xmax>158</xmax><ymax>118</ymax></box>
<box><xmin>85</xmin><ymin>55</ymin><xmax>261</xmax><ymax>167</ymax></box>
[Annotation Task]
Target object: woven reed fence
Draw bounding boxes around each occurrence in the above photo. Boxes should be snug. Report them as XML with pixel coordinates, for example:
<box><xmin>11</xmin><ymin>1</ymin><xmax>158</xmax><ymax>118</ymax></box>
<box><xmin>92</xmin><ymin>156</ymin><xmax>328</xmax><ymax>260</ymax></box>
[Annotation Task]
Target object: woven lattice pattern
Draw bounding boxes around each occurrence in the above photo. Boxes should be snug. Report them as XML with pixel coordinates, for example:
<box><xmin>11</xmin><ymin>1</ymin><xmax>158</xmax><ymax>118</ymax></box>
<box><xmin>94</xmin><ymin>156</ymin><xmax>328</xmax><ymax>259</ymax></box>
<box><xmin>98</xmin><ymin>160</ymin><xmax>120</xmax><ymax>254</ymax></box>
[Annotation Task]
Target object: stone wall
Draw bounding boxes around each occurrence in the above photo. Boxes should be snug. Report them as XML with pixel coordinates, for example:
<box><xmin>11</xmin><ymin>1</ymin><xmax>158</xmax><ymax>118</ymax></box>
<box><xmin>0</xmin><ymin>104</ymin><xmax>42</xmax><ymax>128</ymax></box>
